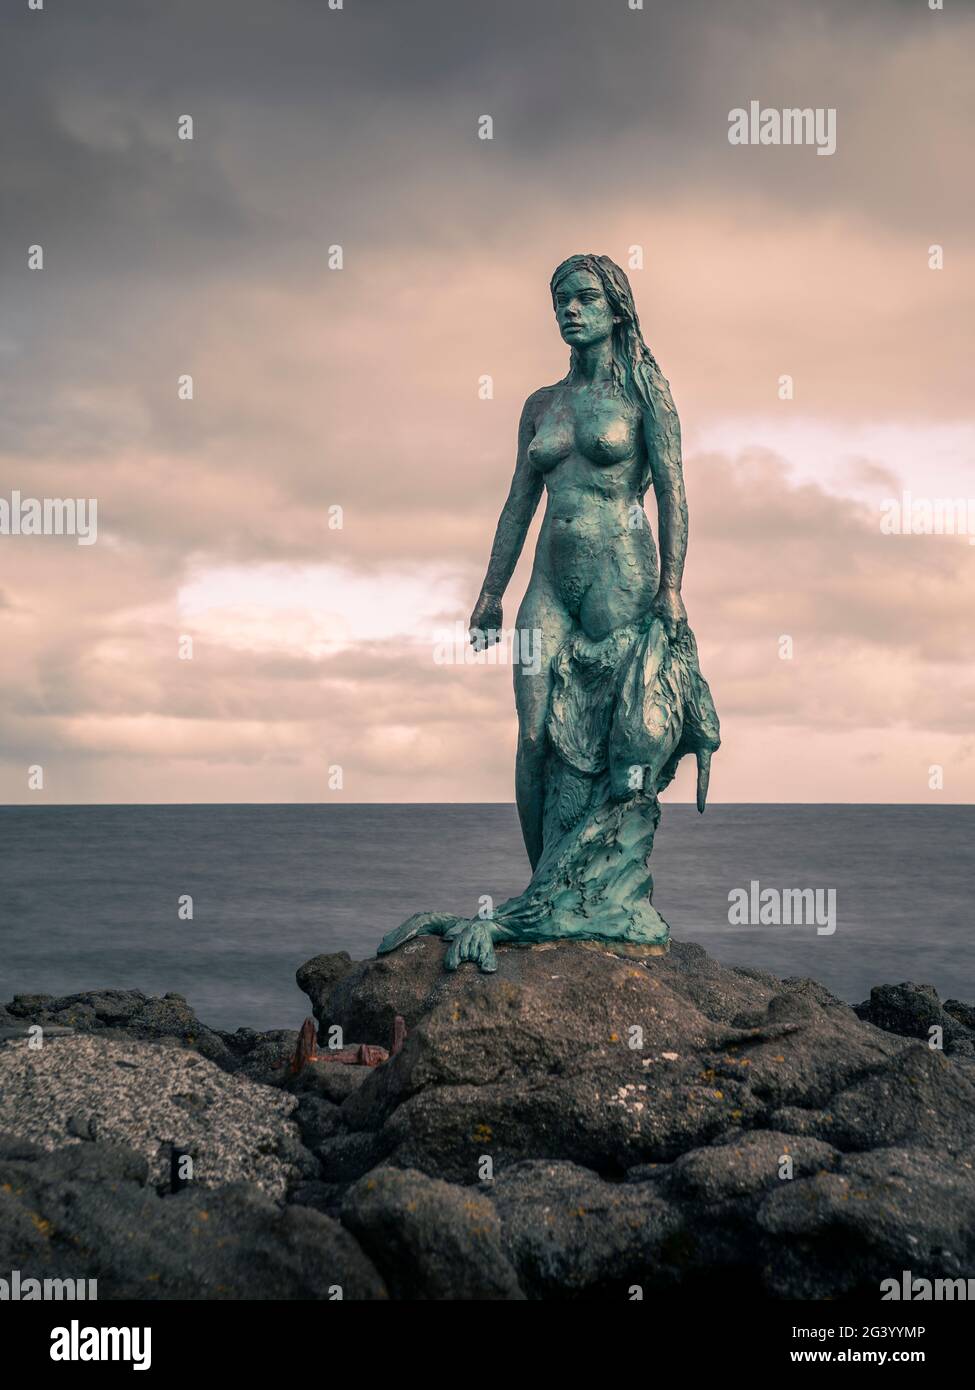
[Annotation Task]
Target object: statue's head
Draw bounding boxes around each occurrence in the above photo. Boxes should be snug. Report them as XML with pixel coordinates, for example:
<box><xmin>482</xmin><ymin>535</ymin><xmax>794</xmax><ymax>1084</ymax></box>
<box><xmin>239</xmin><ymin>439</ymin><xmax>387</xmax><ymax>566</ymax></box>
<box><xmin>549</xmin><ymin>253</ymin><xmax>641</xmax><ymax>352</ymax></box>
<box><xmin>549</xmin><ymin>254</ymin><xmax>656</xmax><ymax>410</ymax></box>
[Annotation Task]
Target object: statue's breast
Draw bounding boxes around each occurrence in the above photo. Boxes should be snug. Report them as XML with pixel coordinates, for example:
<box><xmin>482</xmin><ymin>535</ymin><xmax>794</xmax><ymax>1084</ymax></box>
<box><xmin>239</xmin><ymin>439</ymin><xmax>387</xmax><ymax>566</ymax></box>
<box><xmin>527</xmin><ymin>424</ymin><xmax>574</xmax><ymax>472</ymax></box>
<box><xmin>575</xmin><ymin>410</ymin><xmax>638</xmax><ymax>467</ymax></box>
<box><xmin>529</xmin><ymin>396</ymin><xmax>640</xmax><ymax>473</ymax></box>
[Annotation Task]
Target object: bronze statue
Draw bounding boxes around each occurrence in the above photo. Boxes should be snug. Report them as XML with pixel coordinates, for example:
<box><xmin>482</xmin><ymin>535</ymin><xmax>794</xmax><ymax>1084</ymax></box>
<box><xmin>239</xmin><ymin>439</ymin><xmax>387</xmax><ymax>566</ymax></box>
<box><xmin>379</xmin><ymin>254</ymin><xmax>719</xmax><ymax>971</ymax></box>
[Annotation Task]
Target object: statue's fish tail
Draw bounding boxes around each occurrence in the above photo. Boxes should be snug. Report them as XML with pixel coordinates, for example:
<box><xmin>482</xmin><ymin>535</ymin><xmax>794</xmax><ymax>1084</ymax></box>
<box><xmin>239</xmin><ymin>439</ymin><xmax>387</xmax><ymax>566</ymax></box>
<box><xmin>376</xmin><ymin>911</ymin><xmax>462</xmax><ymax>956</ymax></box>
<box><xmin>696</xmin><ymin>747</ymin><xmax>712</xmax><ymax>814</ymax></box>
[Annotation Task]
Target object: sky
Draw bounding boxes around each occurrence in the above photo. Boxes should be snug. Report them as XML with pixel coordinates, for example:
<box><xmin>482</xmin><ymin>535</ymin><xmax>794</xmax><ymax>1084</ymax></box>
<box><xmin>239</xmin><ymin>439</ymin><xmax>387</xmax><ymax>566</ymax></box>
<box><xmin>0</xmin><ymin>0</ymin><xmax>972</xmax><ymax>805</ymax></box>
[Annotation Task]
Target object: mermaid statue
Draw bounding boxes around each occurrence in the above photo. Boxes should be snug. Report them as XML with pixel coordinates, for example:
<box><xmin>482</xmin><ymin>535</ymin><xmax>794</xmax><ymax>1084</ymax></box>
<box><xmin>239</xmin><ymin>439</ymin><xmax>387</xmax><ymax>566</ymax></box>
<box><xmin>378</xmin><ymin>254</ymin><xmax>719</xmax><ymax>972</ymax></box>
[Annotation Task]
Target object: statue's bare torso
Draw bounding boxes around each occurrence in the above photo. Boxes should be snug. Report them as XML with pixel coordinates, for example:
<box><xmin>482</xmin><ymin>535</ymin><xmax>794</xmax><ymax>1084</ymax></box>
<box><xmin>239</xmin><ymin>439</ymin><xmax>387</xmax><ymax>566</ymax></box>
<box><xmin>525</xmin><ymin>380</ymin><xmax>659</xmax><ymax>641</ymax></box>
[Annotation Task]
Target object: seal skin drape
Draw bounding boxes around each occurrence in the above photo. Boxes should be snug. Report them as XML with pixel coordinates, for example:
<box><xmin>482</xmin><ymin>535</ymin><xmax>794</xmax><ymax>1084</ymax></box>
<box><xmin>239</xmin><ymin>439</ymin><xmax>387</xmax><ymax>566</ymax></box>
<box><xmin>377</xmin><ymin>618</ymin><xmax>719</xmax><ymax>972</ymax></box>
<box><xmin>376</xmin><ymin>253</ymin><xmax>720</xmax><ymax>972</ymax></box>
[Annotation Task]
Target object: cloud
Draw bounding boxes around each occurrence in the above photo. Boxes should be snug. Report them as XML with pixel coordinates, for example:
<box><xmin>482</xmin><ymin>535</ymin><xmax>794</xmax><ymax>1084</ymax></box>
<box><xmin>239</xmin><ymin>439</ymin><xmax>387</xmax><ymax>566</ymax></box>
<box><xmin>3</xmin><ymin>445</ymin><xmax>973</xmax><ymax>803</ymax></box>
<box><xmin>0</xmin><ymin>0</ymin><xmax>972</xmax><ymax>804</ymax></box>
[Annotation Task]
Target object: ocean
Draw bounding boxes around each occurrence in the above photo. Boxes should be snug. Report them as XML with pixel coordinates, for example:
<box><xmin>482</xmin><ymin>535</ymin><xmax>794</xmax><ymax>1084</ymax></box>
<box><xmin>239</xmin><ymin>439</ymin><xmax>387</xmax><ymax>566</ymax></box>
<box><xmin>0</xmin><ymin>804</ymin><xmax>971</xmax><ymax>1031</ymax></box>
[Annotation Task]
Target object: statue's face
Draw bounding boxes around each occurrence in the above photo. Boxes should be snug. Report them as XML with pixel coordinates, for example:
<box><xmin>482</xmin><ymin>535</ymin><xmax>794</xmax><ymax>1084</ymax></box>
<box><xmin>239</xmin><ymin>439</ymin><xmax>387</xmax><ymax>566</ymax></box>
<box><xmin>553</xmin><ymin>268</ymin><xmax>616</xmax><ymax>348</ymax></box>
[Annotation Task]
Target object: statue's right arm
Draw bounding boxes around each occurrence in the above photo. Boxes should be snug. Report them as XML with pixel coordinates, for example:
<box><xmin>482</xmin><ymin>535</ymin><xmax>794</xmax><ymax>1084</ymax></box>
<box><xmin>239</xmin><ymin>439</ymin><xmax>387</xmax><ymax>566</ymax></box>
<box><xmin>476</xmin><ymin>393</ymin><xmax>544</xmax><ymax>604</ymax></box>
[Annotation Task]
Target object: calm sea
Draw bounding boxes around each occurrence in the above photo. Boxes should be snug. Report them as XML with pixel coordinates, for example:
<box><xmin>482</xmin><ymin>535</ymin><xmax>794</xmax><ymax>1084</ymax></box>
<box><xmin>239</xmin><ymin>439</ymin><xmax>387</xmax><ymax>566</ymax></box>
<box><xmin>0</xmin><ymin>805</ymin><xmax>971</xmax><ymax>1030</ymax></box>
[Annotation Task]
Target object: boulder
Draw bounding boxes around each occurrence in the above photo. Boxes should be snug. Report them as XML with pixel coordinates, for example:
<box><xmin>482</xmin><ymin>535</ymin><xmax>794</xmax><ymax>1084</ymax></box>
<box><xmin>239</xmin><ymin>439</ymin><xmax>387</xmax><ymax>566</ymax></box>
<box><xmin>854</xmin><ymin>982</ymin><xmax>975</xmax><ymax>1056</ymax></box>
<box><xmin>342</xmin><ymin>1166</ymin><xmax>523</xmax><ymax>1299</ymax></box>
<box><xmin>0</xmin><ymin>1140</ymin><xmax>385</xmax><ymax>1300</ymax></box>
<box><xmin>489</xmin><ymin>1160</ymin><xmax>681</xmax><ymax>1298</ymax></box>
<box><xmin>945</xmin><ymin>999</ymin><xmax>975</xmax><ymax>1031</ymax></box>
<box><xmin>295</xmin><ymin>952</ymin><xmax>357</xmax><ymax>1037</ymax></box>
<box><xmin>0</xmin><ymin>1034</ymin><xmax>314</xmax><ymax>1197</ymax></box>
<box><xmin>230</xmin><ymin>1029</ymin><xmax>298</xmax><ymax>1085</ymax></box>
<box><xmin>757</xmin><ymin>1145</ymin><xmax>975</xmax><ymax>1299</ymax></box>
<box><xmin>313</xmin><ymin>938</ymin><xmax>903</xmax><ymax>1182</ymax></box>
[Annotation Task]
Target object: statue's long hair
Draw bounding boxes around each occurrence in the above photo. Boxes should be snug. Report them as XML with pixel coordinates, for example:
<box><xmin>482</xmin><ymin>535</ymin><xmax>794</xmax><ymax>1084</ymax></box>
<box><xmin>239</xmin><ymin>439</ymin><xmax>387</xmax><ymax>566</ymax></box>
<box><xmin>549</xmin><ymin>253</ymin><xmax>681</xmax><ymax>500</ymax></box>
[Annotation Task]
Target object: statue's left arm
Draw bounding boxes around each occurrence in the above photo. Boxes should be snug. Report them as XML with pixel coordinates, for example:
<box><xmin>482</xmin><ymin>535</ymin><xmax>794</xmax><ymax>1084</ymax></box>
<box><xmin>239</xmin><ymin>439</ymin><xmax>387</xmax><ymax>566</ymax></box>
<box><xmin>642</xmin><ymin>379</ymin><xmax>688</xmax><ymax>638</ymax></box>
<box><xmin>640</xmin><ymin>373</ymin><xmax>719</xmax><ymax>812</ymax></box>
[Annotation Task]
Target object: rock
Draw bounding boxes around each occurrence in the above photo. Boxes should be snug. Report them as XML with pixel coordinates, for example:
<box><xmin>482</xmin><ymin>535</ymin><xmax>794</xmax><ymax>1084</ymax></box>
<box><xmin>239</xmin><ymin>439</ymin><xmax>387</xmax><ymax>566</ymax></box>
<box><xmin>320</xmin><ymin>938</ymin><xmax>901</xmax><ymax>1182</ymax></box>
<box><xmin>0</xmin><ymin>1132</ymin><xmax>44</xmax><ymax>1161</ymax></box>
<box><xmin>2</xmin><ymin>987</ymin><xmax>235</xmax><ymax>1069</ymax></box>
<box><xmin>6</xmin><ymin>988</ymin><xmax>147</xmax><ymax>1028</ymax></box>
<box><xmin>783</xmin><ymin>1044</ymin><xmax>975</xmax><ymax>1156</ymax></box>
<box><xmin>757</xmin><ymin>1146</ymin><xmax>975</xmax><ymax>1299</ymax></box>
<box><xmin>342</xmin><ymin>1167</ymin><xmax>524</xmax><ymax>1299</ymax></box>
<box><xmin>14</xmin><ymin>1137</ymin><xmax>151</xmax><ymax>1185</ymax></box>
<box><xmin>489</xmin><ymin>1160</ymin><xmax>680</xmax><ymax>1298</ymax></box>
<box><xmin>296</xmin><ymin>952</ymin><xmax>357</xmax><ymax>1036</ymax></box>
<box><xmin>0</xmin><ymin>1141</ymin><xmax>386</xmax><ymax>1300</ymax></box>
<box><xmin>287</xmin><ymin>1179</ymin><xmax>350</xmax><ymax>1219</ymax></box>
<box><xmin>306</xmin><ymin>938</ymin><xmax>449</xmax><ymax>1045</ymax></box>
<box><xmin>231</xmin><ymin>1029</ymin><xmax>298</xmax><ymax>1086</ymax></box>
<box><xmin>0</xmin><ymin>1024</ymin><xmax>75</xmax><ymax>1042</ymax></box>
<box><xmin>62</xmin><ymin>989</ymin><xmax>151</xmax><ymax>1026</ymax></box>
<box><xmin>7</xmin><ymin>993</ymin><xmax>57</xmax><ymax>1015</ymax></box>
<box><xmin>272</xmin><ymin>1129</ymin><xmax>322</xmax><ymax>1183</ymax></box>
<box><xmin>945</xmin><ymin>999</ymin><xmax>975</xmax><ymax>1030</ymax></box>
<box><xmin>216</xmin><ymin>1026</ymin><xmax>264</xmax><ymax>1058</ymax></box>
<box><xmin>318</xmin><ymin>1131</ymin><xmax>391</xmax><ymax>1184</ymax></box>
<box><xmin>661</xmin><ymin>1129</ymin><xmax>840</xmax><ymax>1201</ymax></box>
<box><xmin>486</xmin><ymin>1137</ymin><xmax>837</xmax><ymax>1300</ymax></box>
<box><xmin>487</xmin><ymin>1131</ymin><xmax>974</xmax><ymax>1300</ymax></box>
<box><xmin>66</xmin><ymin>1112</ymin><xmax>98</xmax><ymax>1141</ymax></box>
<box><xmin>288</xmin><ymin>1060</ymin><xmax>371</xmax><ymax>1104</ymax></box>
<box><xmin>854</xmin><ymin>982</ymin><xmax>975</xmax><ymax>1056</ymax></box>
<box><xmin>124</xmin><ymin>995</ymin><xmax>233</xmax><ymax>1067</ymax></box>
<box><xmin>292</xmin><ymin>1094</ymin><xmax>344</xmax><ymax>1152</ymax></box>
<box><xmin>0</xmin><ymin>1034</ymin><xmax>310</xmax><ymax>1197</ymax></box>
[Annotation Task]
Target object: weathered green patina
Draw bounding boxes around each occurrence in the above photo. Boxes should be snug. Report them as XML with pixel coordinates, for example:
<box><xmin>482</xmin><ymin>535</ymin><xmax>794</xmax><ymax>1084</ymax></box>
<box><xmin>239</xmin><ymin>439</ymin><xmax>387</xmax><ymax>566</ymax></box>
<box><xmin>378</xmin><ymin>255</ymin><xmax>719</xmax><ymax>971</ymax></box>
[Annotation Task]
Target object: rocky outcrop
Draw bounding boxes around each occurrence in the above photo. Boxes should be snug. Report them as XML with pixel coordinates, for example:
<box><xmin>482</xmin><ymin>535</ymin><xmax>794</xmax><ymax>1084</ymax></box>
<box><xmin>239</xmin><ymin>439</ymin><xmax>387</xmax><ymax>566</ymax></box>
<box><xmin>298</xmin><ymin>938</ymin><xmax>975</xmax><ymax>1298</ymax></box>
<box><xmin>0</xmin><ymin>1136</ymin><xmax>385</xmax><ymax>1300</ymax></box>
<box><xmin>3</xmin><ymin>939</ymin><xmax>974</xmax><ymax>1300</ymax></box>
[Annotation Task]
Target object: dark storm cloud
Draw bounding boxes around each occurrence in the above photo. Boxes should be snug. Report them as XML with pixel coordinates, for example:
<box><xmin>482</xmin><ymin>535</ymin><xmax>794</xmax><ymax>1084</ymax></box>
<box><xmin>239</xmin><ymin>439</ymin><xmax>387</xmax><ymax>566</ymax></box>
<box><xmin>2</xmin><ymin>0</ymin><xmax>969</xmax><ymax>463</ymax></box>
<box><xmin>3</xmin><ymin>0</ymin><xmax>971</xmax><ymax>280</ymax></box>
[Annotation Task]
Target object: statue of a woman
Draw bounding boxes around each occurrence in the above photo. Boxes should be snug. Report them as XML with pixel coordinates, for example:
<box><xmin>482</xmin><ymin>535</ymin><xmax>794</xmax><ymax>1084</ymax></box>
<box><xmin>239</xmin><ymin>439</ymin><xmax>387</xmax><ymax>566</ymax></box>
<box><xmin>379</xmin><ymin>254</ymin><xmax>719</xmax><ymax>972</ymax></box>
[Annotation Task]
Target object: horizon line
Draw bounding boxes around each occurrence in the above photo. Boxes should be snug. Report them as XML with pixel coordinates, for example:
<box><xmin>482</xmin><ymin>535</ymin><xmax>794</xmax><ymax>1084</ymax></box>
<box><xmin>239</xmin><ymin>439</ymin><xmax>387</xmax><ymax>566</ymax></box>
<box><xmin>1</xmin><ymin>801</ymin><xmax>971</xmax><ymax>810</ymax></box>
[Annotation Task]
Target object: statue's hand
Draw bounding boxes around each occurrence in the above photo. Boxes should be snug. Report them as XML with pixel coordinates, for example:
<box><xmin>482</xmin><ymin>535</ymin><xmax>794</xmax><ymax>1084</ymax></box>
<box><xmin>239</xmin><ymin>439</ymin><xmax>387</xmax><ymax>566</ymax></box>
<box><xmin>469</xmin><ymin>593</ymin><xmax>503</xmax><ymax>651</ymax></box>
<box><xmin>651</xmin><ymin>586</ymin><xmax>687</xmax><ymax>641</ymax></box>
<box><xmin>443</xmin><ymin>919</ymin><xmax>499</xmax><ymax>972</ymax></box>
